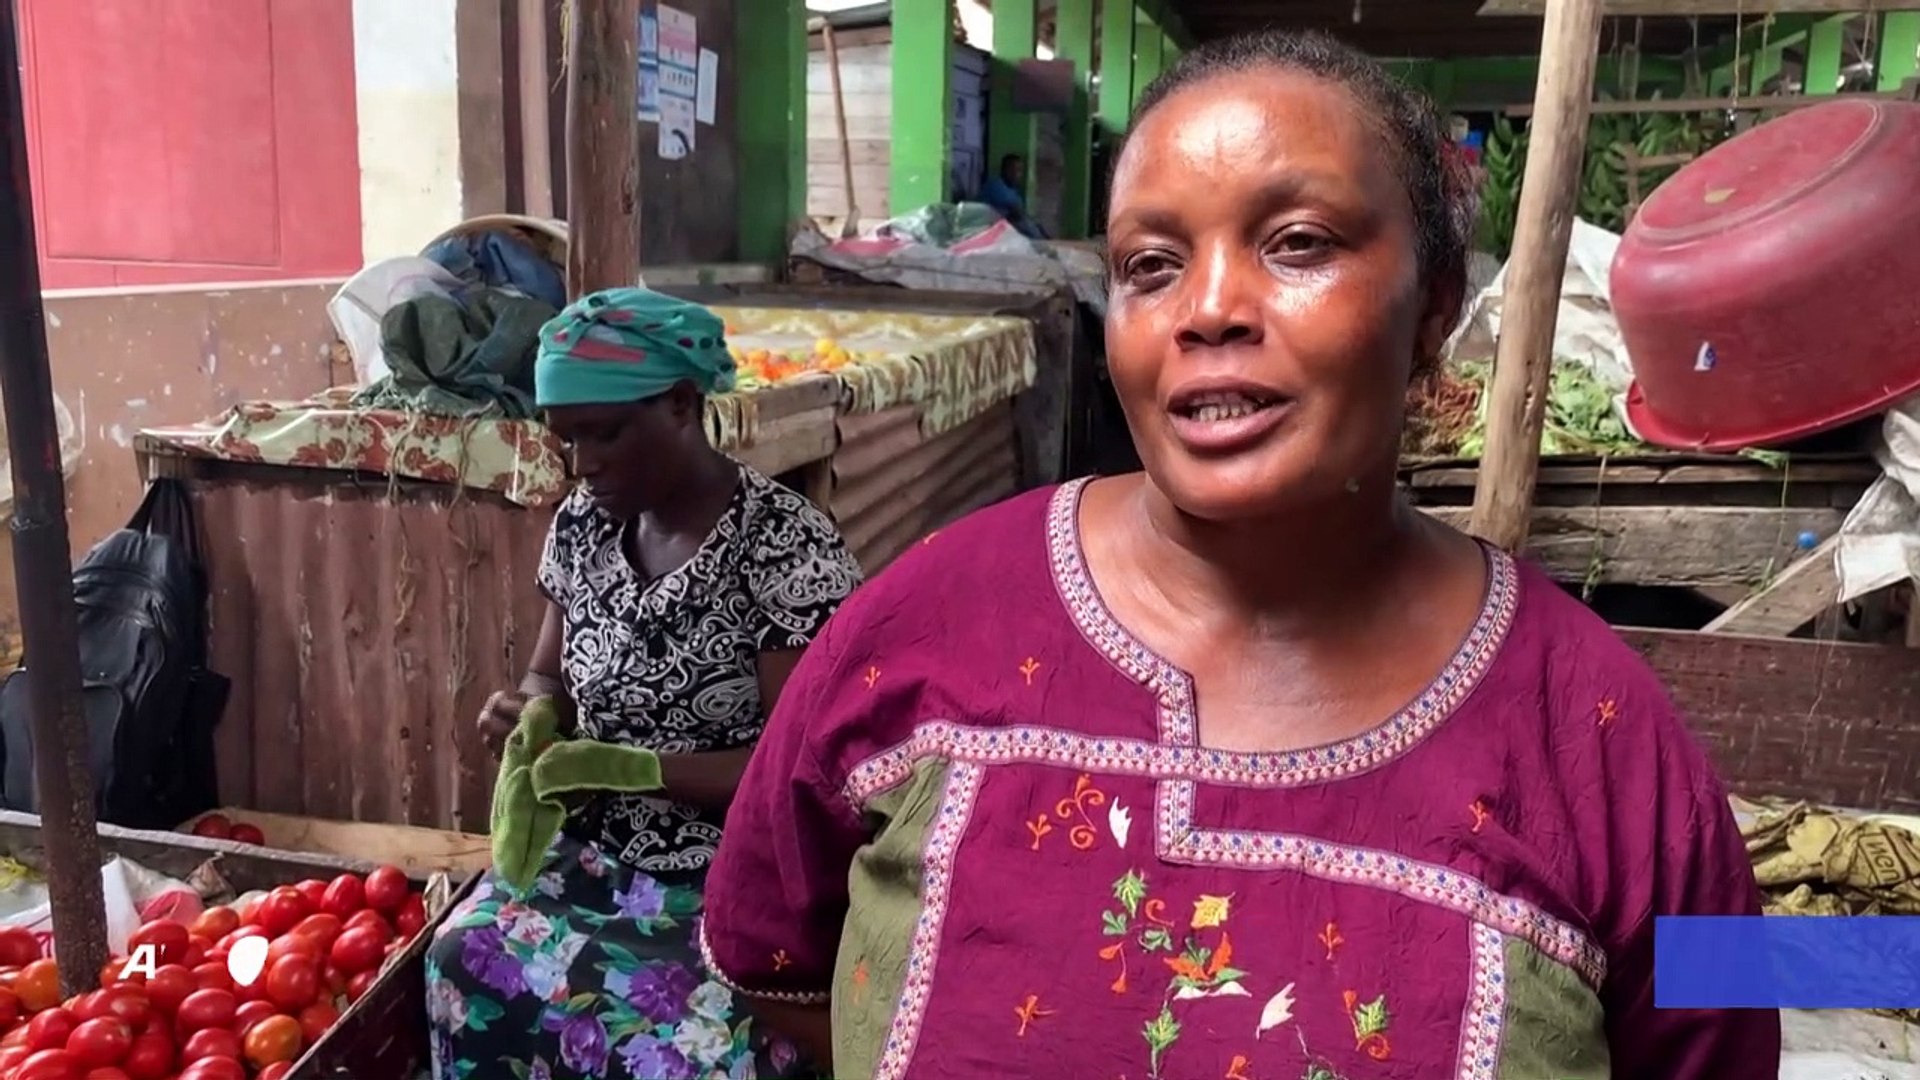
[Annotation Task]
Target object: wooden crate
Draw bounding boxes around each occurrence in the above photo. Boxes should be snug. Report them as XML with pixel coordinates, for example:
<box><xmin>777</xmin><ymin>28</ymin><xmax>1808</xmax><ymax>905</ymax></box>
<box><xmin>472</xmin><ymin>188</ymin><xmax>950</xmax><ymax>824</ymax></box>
<box><xmin>288</xmin><ymin>875</ymin><xmax>478</xmax><ymax>1080</ymax></box>
<box><xmin>0</xmin><ymin>811</ymin><xmax>482</xmax><ymax>1080</ymax></box>
<box><xmin>179</xmin><ymin>808</ymin><xmax>492</xmax><ymax>881</ymax></box>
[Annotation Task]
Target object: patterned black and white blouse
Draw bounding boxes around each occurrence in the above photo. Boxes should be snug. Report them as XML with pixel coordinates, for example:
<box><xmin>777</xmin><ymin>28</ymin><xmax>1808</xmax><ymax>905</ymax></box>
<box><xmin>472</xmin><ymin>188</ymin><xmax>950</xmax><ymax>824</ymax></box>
<box><xmin>536</xmin><ymin>465</ymin><xmax>862</xmax><ymax>872</ymax></box>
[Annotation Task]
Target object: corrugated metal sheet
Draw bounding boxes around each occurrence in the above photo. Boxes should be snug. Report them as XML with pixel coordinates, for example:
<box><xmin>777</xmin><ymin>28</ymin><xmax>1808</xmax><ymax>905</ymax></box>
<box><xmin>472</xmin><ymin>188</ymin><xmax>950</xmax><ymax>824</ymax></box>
<box><xmin>179</xmin><ymin>396</ymin><xmax>1024</xmax><ymax>829</ymax></box>
<box><xmin>832</xmin><ymin>402</ymin><xmax>1020</xmax><ymax>572</ymax></box>
<box><xmin>189</xmin><ymin>477</ymin><xmax>552</xmax><ymax>832</ymax></box>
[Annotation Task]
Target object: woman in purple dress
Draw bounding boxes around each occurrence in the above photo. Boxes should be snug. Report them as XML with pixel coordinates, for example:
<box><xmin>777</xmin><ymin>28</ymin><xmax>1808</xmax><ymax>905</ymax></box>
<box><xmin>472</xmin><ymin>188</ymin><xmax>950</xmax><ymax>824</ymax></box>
<box><xmin>701</xmin><ymin>31</ymin><xmax>1779</xmax><ymax>1080</ymax></box>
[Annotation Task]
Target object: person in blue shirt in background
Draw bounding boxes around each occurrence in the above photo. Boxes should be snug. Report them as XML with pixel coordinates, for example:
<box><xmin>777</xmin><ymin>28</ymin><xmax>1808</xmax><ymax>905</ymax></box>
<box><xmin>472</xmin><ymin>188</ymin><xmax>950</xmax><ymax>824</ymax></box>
<box><xmin>980</xmin><ymin>152</ymin><xmax>1048</xmax><ymax>240</ymax></box>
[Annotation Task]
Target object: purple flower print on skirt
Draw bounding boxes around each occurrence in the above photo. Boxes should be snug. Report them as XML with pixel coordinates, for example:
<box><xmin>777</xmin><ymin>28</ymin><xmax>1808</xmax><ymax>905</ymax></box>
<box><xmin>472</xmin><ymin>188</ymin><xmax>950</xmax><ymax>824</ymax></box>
<box><xmin>425</xmin><ymin>835</ymin><xmax>817</xmax><ymax>1080</ymax></box>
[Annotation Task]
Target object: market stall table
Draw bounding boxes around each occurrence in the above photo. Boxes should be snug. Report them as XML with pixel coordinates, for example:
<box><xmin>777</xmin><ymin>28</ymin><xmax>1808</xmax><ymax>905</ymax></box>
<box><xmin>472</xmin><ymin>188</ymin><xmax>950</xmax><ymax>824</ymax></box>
<box><xmin>131</xmin><ymin>302</ymin><xmax>1037</xmax><ymax>834</ymax></box>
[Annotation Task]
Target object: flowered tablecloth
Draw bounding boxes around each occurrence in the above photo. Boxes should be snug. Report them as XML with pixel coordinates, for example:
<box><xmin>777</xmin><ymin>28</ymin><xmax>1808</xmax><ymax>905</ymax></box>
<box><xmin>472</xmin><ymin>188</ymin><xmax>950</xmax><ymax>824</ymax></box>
<box><xmin>137</xmin><ymin>305</ymin><xmax>1038</xmax><ymax>509</ymax></box>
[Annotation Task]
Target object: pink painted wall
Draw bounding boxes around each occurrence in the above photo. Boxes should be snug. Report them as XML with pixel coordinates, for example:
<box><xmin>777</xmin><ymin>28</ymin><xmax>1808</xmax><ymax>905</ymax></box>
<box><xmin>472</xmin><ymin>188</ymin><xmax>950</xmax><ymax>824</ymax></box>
<box><xmin>16</xmin><ymin>0</ymin><xmax>363</xmax><ymax>289</ymax></box>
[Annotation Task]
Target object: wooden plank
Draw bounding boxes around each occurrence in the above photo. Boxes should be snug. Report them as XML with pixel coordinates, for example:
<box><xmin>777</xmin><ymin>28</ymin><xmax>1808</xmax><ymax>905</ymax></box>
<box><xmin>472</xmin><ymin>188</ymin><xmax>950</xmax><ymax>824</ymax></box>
<box><xmin>1425</xmin><ymin>505</ymin><xmax>1844</xmax><ymax>586</ymax></box>
<box><xmin>732</xmin><ymin>406</ymin><xmax>838</xmax><ymax>477</ymax></box>
<box><xmin>808</xmin><ymin>137</ymin><xmax>890</xmax><ymax>166</ymax></box>
<box><xmin>1482</xmin><ymin>0</ymin><xmax>1920</xmax><ymax>14</ymax></box>
<box><xmin>1468</xmin><ymin>0</ymin><xmax>1606</xmax><ymax>549</ymax></box>
<box><xmin>1623</xmin><ymin>629</ymin><xmax>1920</xmax><ymax>812</ymax></box>
<box><xmin>806</xmin><ymin>56</ymin><xmax>891</xmax><ymax>94</ymax></box>
<box><xmin>807</xmin><ymin>91</ymin><xmax>891</xmax><ymax>120</ymax></box>
<box><xmin>806</xmin><ymin>160</ymin><xmax>891</xmax><ymax>187</ymax></box>
<box><xmin>180</xmin><ymin>806</ymin><xmax>491</xmax><ymax>880</ymax></box>
<box><xmin>806</xmin><ymin>25</ymin><xmax>892</xmax><ymax>51</ymax></box>
<box><xmin>1701</xmin><ymin>535</ymin><xmax>1840</xmax><ymax>635</ymax></box>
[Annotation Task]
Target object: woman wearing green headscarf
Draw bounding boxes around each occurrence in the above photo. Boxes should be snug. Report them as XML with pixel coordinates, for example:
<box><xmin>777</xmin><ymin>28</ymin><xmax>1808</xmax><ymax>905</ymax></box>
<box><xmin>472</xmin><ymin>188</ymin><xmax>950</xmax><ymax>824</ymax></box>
<box><xmin>426</xmin><ymin>288</ymin><xmax>860</xmax><ymax>1079</ymax></box>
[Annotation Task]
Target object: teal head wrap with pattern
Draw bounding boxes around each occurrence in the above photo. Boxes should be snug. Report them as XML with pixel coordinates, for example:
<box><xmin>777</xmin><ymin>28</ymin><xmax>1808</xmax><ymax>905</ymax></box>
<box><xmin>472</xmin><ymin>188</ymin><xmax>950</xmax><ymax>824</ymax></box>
<box><xmin>534</xmin><ymin>287</ymin><xmax>737</xmax><ymax>408</ymax></box>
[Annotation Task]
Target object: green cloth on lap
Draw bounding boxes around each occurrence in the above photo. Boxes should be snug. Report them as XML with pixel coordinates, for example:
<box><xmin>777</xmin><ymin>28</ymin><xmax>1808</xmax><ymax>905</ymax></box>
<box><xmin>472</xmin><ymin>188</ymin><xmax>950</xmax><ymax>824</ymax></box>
<box><xmin>491</xmin><ymin>697</ymin><xmax>664</xmax><ymax>890</ymax></box>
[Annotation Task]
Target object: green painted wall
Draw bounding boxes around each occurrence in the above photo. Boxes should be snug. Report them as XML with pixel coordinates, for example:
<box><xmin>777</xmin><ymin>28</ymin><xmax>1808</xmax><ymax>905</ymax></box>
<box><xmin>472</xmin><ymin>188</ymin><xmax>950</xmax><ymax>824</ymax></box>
<box><xmin>988</xmin><ymin>0</ymin><xmax>1038</xmax><ymax>199</ymax></box>
<box><xmin>736</xmin><ymin>0</ymin><xmax>806</xmax><ymax>262</ymax></box>
<box><xmin>891</xmin><ymin>0</ymin><xmax>954</xmax><ymax>211</ymax></box>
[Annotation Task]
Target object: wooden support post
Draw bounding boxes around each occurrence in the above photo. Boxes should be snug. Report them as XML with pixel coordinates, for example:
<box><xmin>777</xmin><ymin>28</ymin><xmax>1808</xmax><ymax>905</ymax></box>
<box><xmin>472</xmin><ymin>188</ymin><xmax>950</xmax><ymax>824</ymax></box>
<box><xmin>1057</xmin><ymin>0</ymin><xmax>1096</xmax><ymax>238</ymax></box>
<box><xmin>1879</xmin><ymin>13</ymin><xmax>1920</xmax><ymax>91</ymax></box>
<box><xmin>1806</xmin><ymin>16</ymin><xmax>1849</xmax><ymax>93</ymax></box>
<box><xmin>989</xmin><ymin>0</ymin><xmax>1039</xmax><ymax>203</ymax></box>
<box><xmin>564</xmin><ymin>0</ymin><xmax>640</xmax><ymax>298</ymax></box>
<box><xmin>516</xmin><ymin>0</ymin><xmax>555</xmax><ymax>217</ymax></box>
<box><xmin>0</xmin><ymin>0</ymin><xmax>108</xmax><ymax>996</ymax></box>
<box><xmin>1097</xmin><ymin>0</ymin><xmax>1137</xmax><ymax>139</ymax></box>
<box><xmin>1468</xmin><ymin>0</ymin><xmax>1606</xmax><ymax>549</ymax></box>
<box><xmin>891</xmin><ymin>0</ymin><xmax>954</xmax><ymax>212</ymax></box>
<box><xmin>738</xmin><ymin>0</ymin><xmax>807</xmax><ymax>262</ymax></box>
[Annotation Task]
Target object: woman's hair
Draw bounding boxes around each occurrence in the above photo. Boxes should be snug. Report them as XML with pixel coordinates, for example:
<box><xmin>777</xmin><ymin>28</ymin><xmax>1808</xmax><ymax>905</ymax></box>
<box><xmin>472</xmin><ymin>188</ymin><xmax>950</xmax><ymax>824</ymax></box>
<box><xmin>1119</xmin><ymin>30</ymin><xmax>1474</xmax><ymax>303</ymax></box>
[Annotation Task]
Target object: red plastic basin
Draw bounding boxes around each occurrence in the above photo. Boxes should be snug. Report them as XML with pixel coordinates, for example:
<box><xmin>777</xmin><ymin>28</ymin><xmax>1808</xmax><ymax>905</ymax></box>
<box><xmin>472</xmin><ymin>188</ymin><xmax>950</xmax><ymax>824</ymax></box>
<box><xmin>1613</xmin><ymin>99</ymin><xmax>1920</xmax><ymax>450</ymax></box>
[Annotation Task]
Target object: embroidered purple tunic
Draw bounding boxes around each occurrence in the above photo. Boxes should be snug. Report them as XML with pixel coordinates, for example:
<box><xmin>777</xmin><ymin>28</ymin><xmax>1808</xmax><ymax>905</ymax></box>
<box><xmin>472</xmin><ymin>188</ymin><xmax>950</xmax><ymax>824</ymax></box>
<box><xmin>702</xmin><ymin>481</ymin><xmax>1780</xmax><ymax>1080</ymax></box>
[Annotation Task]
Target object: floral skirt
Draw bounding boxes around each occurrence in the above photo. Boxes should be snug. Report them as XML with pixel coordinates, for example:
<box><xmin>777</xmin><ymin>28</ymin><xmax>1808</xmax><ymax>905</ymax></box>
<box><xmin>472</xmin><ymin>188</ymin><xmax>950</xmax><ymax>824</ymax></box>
<box><xmin>425</xmin><ymin>836</ymin><xmax>809</xmax><ymax>1080</ymax></box>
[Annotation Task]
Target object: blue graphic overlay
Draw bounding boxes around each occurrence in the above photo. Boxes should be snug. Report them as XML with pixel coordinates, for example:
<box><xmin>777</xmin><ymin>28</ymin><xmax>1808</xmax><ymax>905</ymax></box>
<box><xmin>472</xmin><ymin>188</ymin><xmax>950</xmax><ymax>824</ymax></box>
<box><xmin>1656</xmin><ymin>916</ymin><xmax>1920</xmax><ymax>1009</ymax></box>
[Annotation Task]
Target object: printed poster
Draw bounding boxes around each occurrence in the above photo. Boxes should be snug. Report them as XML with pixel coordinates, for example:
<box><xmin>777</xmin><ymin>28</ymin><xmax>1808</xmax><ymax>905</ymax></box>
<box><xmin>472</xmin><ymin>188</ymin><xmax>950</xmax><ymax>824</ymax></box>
<box><xmin>656</xmin><ymin>4</ymin><xmax>698</xmax><ymax>158</ymax></box>
<box><xmin>637</xmin><ymin>10</ymin><xmax>660</xmax><ymax>122</ymax></box>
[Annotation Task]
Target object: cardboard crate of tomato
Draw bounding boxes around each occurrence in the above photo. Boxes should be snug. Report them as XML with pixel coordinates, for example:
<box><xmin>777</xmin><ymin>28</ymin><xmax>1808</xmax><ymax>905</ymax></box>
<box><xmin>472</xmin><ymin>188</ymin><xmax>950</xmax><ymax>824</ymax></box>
<box><xmin>0</xmin><ymin>810</ymin><xmax>476</xmax><ymax>1080</ymax></box>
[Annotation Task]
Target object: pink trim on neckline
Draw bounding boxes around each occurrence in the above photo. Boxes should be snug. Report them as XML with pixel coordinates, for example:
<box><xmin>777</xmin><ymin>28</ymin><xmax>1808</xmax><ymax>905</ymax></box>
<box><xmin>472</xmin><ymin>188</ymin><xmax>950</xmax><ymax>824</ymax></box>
<box><xmin>1044</xmin><ymin>477</ymin><xmax>1519</xmax><ymax>786</ymax></box>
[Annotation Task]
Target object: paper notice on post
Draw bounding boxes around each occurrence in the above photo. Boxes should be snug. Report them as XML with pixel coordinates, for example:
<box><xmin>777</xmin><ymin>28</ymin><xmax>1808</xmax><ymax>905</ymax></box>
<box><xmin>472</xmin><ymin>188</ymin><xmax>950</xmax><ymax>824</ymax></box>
<box><xmin>637</xmin><ymin>11</ymin><xmax>660</xmax><ymax>121</ymax></box>
<box><xmin>656</xmin><ymin>5</ymin><xmax>698</xmax><ymax>158</ymax></box>
<box><xmin>696</xmin><ymin>48</ymin><xmax>718</xmax><ymax>125</ymax></box>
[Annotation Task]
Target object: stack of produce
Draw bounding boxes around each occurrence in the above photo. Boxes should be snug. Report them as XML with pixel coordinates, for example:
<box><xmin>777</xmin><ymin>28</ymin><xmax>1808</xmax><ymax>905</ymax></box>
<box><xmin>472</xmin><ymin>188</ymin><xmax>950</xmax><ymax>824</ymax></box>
<box><xmin>0</xmin><ymin>865</ymin><xmax>426</xmax><ymax>1080</ymax></box>
<box><xmin>185</xmin><ymin>816</ymin><xmax>266</xmax><ymax>849</ymax></box>
<box><xmin>728</xmin><ymin>336</ymin><xmax>872</xmax><ymax>391</ymax></box>
<box><xmin>1402</xmin><ymin>359</ymin><xmax>1642</xmax><ymax>460</ymax></box>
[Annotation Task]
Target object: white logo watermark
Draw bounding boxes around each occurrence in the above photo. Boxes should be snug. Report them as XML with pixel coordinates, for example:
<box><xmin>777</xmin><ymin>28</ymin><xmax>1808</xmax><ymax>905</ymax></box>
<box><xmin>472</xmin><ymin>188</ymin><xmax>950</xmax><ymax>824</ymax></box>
<box><xmin>117</xmin><ymin>934</ymin><xmax>270</xmax><ymax>986</ymax></box>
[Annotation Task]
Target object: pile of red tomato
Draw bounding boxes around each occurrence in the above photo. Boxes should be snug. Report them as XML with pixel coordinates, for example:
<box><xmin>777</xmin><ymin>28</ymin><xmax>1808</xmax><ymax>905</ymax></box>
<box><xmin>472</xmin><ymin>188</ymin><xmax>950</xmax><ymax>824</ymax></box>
<box><xmin>0</xmin><ymin>865</ymin><xmax>425</xmax><ymax>1080</ymax></box>
<box><xmin>184</xmin><ymin>817</ymin><xmax>265</xmax><ymax>849</ymax></box>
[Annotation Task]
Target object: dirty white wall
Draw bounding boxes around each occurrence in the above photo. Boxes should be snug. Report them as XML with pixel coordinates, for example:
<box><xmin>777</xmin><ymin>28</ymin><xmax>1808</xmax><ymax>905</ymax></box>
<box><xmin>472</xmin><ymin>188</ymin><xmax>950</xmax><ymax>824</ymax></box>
<box><xmin>352</xmin><ymin>0</ymin><xmax>466</xmax><ymax>260</ymax></box>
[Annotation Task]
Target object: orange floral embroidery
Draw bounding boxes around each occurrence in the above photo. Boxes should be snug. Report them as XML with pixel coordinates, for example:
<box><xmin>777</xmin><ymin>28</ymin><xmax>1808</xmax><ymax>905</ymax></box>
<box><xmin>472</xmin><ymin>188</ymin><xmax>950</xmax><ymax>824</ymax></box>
<box><xmin>1163</xmin><ymin>930</ymin><xmax>1245</xmax><ymax>999</ymax></box>
<box><xmin>922</xmin><ymin>530</ymin><xmax>940</xmax><ymax>545</ymax></box>
<box><xmin>863</xmin><ymin>666</ymin><xmax>881</xmax><ymax>690</ymax></box>
<box><xmin>1054</xmin><ymin>773</ymin><xmax>1108</xmax><ymax>850</ymax></box>
<box><xmin>1026</xmin><ymin>815</ymin><xmax>1054</xmax><ymax>850</ymax></box>
<box><xmin>772</xmin><ymin>949</ymin><xmax>792</xmax><ymax>971</ymax></box>
<box><xmin>1225</xmin><ymin>1055</ymin><xmax>1254</xmax><ymax>1080</ymax></box>
<box><xmin>1596</xmin><ymin>698</ymin><xmax>1619</xmax><ymax>728</ymax></box>
<box><xmin>1020</xmin><ymin>657</ymin><xmax>1042</xmax><ymax>685</ymax></box>
<box><xmin>1317</xmin><ymin>922</ymin><xmax>1344</xmax><ymax>961</ymax></box>
<box><xmin>1469</xmin><ymin>799</ymin><xmax>1491</xmax><ymax>834</ymax></box>
<box><xmin>1343</xmin><ymin>989</ymin><xmax>1392</xmax><ymax>1060</ymax></box>
<box><xmin>850</xmin><ymin>959</ymin><xmax>870</xmax><ymax>1004</ymax></box>
<box><xmin>1014</xmin><ymin>993</ymin><xmax>1056</xmax><ymax>1036</ymax></box>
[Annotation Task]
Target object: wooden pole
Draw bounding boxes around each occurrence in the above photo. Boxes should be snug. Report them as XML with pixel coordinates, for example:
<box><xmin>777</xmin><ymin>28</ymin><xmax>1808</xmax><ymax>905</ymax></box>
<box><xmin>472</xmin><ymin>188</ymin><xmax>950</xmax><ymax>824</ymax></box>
<box><xmin>1467</xmin><ymin>0</ymin><xmax>1606</xmax><ymax>549</ymax></box>
<box><xmin>0</xmin><ymin>0</ymin><xmax>109</xmax><ymax>995</ymax></box>
<box><xmin>822</xmin><ymin>24</ymin><xmax>861</xmax><ymax>237</ymax></box>
<box><xmin>564</xmin><ymin>0</ymin><xmax>641</xmax><ymax>299</ymax></box>
<box><xmin>518</xmin><ymin>0</ymin><xmax>556</xmax><ymax>219</ymax></box>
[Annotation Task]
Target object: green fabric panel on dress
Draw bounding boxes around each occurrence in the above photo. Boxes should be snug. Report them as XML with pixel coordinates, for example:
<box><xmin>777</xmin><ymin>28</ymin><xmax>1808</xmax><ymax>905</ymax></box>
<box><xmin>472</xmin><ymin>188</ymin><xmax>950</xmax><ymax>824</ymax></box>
<box><xmin>1498</xmin><ymin>935</ymin><xmax>1611</xmax><ymax>1079</ymax></box>
<box><xmin>831</xmin><ymin>758</ymin><xmax>949</xmax><ymax>1080</ymax></box>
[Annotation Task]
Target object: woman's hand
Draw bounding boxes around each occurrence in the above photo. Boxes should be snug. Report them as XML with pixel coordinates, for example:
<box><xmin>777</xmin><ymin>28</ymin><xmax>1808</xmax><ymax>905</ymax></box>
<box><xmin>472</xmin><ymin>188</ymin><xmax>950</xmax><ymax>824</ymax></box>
<box><xmin>477</xmin><ymin>691</ymin><xmax>528</xmax><ymax>759</ymax></box>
